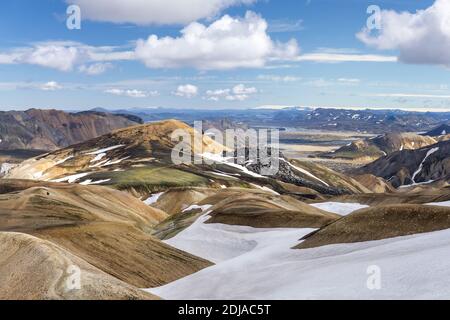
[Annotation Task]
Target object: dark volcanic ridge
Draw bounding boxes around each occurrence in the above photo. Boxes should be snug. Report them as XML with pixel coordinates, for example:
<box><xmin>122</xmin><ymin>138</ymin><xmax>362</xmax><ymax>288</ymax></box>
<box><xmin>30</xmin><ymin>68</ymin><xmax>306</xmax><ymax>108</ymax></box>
<box><xmin>357</xmin><ymin>140</ymin><xmax>450</xmax><ymax>188</ymax></box>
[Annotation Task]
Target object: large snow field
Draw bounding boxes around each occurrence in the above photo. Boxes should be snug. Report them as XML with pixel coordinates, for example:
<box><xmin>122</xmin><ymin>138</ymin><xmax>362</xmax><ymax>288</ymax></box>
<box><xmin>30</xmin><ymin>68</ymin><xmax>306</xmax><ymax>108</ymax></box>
<box><xmin>147</xmin><ymin>200</ymin><xmax>450</xmax><ymax>299</ymax></box>
<box><xmin>163</xmin><ymin>212</ymin><xmax>313</xmax><ymax>264</ymax></box>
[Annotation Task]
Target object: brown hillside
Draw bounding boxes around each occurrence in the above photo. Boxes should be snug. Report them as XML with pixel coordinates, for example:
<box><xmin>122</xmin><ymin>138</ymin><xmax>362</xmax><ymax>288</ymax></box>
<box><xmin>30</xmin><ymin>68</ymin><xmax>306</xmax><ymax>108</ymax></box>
<box><xmin>204</xmin><ymin>190</ymin><xmax>340</xmax><ymax>228</ymax></box>
<box><xmin>0</xmin><ymin>181</ymin><xmax>211</xmax><ymax>288</ymax></box>
<box><xmin>0</xmin><ymin>232</ymin><xmax>158</xmax><ymax>300</ymax></box>
<box><xmin>352</xmin><ymin>174</ymin><xmax>395</xmax><ymax>193</ymax></box>
<box><xmin>297</xmin><ymin>204</ymin><xmax>450</xmax><ymax>249</ymax></box>
<box><xmin>0</xmin><ymin>182</ymin><xmax>167</xmax><ymax>232</ymax></box>
<box><xmin>34</xmin><ymin>222</ymin><xmax>212</xmax><ymax>288</ymax></box>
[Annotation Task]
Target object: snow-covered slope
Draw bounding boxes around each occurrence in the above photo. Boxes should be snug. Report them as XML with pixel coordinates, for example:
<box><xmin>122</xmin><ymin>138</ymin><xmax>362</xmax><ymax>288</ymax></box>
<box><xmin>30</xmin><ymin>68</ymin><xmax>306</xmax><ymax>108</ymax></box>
<box><xmin>148</xmin><ymin>202</ymin><xmax>450</xmax><ymax>300</ymax></box>
<box><xmin>163</xmin><ymin>213</ymin><xmax>313</xmax><ymax>264</ymax></box>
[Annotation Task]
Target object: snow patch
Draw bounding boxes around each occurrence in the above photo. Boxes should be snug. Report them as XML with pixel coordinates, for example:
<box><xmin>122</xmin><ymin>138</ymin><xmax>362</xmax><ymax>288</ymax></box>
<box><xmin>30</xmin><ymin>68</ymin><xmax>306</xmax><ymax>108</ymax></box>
<box><xmin>89</xmin><ymin>159</ymin><xmax>109</xmax><ymax>168</ymax></box>
<box><xmin>182</xmin><ymin>204</ymin><xmax>213</xmax><ymax>213</ymax></box>
<box><xmin>426</xmin><ymin>201</ymin><xmax>450</xmax><ymax>208</ymax></box>
<box><xmin>0</xmin><ymin>163</ymin><xmax>15</xmax><ymax>175</ymax></box>
<box><xmin>79</xmin><ymin>179</ymin><xmax>111</xmax><ymax>185</ymax></box>
<box><xmin>90</xmin><ymin>153</ymin><xmax>106</xmax><ymax>163</ymax></box>
<box><xmin>201</xmin><ymin>153</ymin><xmax>267</xmax><ymax>179</ymax></box>
<box><xmin>310</xmin><ymin>202</ymin><xmax>369</xmax><ymax>216</ymax></box>
<box><xmin>32</xmin><ymin>171</ymin><xmax>44</xmax><ymax>179</ymax></box>
<box><xmin>207</xmin><ymin>171</ymin><xmax>239</xmax><ymax>180</ymax></box>
<box><xmin>399</xmin><ymin>180</ymin><xmax>436</xmax><ymax>188</ymax></box>
<box><xmin>52</xmin><ymin>172</ymin><xmax>91</xmax><ymax>183</ymax></box>
<box><xmin>86</xmin><ymin>145</ymin><xmax>125</xmax><ymax>155</ymax></box>
<box><xmin>101</xmin><ymin>157</ymin><xmax>130</xmax><ymax>167</ymax></box>
<box><xmin>144</xmin><ymin>192</ymin><xmax>165</xmax><ymax>205</ymax></box>
<box><xmin>55</xmin><ymin>156</ymin><xmax>73</xmax><ymax>165</ymax></box>
<box><xmin>250</xmin><ymin>183</ymin><xmax>280</xmax><ymax>195</ymax></box>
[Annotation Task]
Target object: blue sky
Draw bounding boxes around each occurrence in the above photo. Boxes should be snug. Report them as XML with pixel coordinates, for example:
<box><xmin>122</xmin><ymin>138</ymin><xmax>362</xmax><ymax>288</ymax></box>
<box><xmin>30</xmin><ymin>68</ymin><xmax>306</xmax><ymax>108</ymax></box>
<box><xmin>0</xmin><ymin>0</ymin><xmax>449</xmax><ymax>111</ymax></box>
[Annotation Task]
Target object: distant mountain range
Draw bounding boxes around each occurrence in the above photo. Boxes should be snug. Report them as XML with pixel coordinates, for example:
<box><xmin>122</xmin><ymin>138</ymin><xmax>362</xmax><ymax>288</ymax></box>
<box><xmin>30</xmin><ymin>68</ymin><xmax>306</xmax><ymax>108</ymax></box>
<box><xmin>92</xmin><ymin>107</ymin><xmax>450</xmax><ymax>134</ymax></box>
<box><xmin>0</xmin><ymin>109</ymin><xmax>142</xmax><ymax>151</ymax></box>
<box><xmin>0</xmin><ymin>107</ymin><xmax>448</xmax><ymax>155</ymax></box>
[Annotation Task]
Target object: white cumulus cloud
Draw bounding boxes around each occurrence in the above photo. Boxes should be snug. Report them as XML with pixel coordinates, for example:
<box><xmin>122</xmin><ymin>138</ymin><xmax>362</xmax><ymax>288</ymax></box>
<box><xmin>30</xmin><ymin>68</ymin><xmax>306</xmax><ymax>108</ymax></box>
<box><xmin>23</xmin><ymin>44</ymin><xmax>83</xmax><ymax>72</ymax></box>
<box><xmin>79</xmin><ymin>62</ymin><xmax>113</xmax><ymax>75</ymax></box>
<box><xmin>40</xmin><ymin>81</ymin><xmax>63</xmax><ymax>91</ymax></box>
<box><xmin>232</xmin><ymin>84</ymin><xmax>257</xmax><ymax>95</ymax></box>
<box><xmin>257</xmin><ymin>74</ymin><xmax>301</xmax><ymax>82</ymax></box>
<box><xmin>205</xmin><ymin>84</ymin><xmax>257</xmax><ymax>101</ymax></box>
<box><xmin>135</xmin><ymin>11</ymin><xmax>299</xmax><ymax>70</ymax></box>
<box><xmin>0</xmin><ymin>41</ymin><xmax>132</xmax><ymax>72</ymax></box>
<box><xmin>174</xmin><ymin>84</ymin><xmax>199</xmax><ymax>98</ymax></box>
<box><xmin>68</xmin><ymin>0</ymin><xmax>257</xmax><ymax>25</ymax></box>
<box><xmin>337</xmin><ymin>78</ymin><xmax>360</xmax><ymax>83</ymax></box>
<box><xmin>357</xmin><ymin>0</ymin><xmax>450</xmax><ymax>66</ymax></box>
<box><xmin>294</xmin><ymin>53</ymin><xmax>397</xmax><ymax>63</ymax></box>
<box><xmin>105</xmin><ymin>88</ymin><xmax>158</xmax><ymax>98</ymax></box>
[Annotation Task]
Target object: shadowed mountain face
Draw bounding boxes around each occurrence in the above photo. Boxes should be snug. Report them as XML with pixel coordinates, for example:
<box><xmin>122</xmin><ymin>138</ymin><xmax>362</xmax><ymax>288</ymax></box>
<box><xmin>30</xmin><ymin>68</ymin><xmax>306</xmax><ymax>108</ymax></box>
<box><xmin>424</xmin><ymin>124</ymin><xmax>450</xmax><ymax>137</ymax></box>
<box><xmin>0</xmin><ymin>109</ymin><xmax>142</xmax><ymax>151</ymax></box>
<box><xmin>356</xmin><ymin>140</ymin><xmax>450</xmax><ymax>188</ymax></box>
